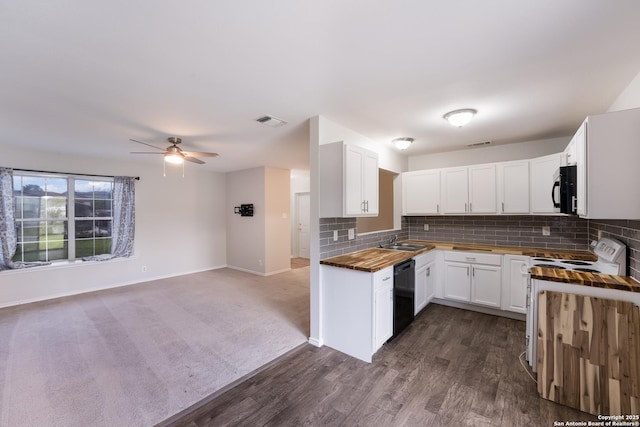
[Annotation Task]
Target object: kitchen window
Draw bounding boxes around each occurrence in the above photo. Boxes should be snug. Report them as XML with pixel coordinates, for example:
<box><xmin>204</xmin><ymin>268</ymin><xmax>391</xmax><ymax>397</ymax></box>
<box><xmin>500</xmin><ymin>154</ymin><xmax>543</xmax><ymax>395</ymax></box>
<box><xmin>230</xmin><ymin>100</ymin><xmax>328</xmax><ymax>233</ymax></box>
<box><xmin>12</xmin><ymin>172</ymin><xmax>114</xmax><ymax>263</ymax></box>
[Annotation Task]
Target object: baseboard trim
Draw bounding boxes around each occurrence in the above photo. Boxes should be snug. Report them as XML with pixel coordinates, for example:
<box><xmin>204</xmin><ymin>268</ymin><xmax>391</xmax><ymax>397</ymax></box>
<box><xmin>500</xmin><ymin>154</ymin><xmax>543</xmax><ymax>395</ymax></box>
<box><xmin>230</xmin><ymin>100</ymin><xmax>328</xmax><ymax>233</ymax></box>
<box><xmin>154</xmin><ymin>342</ymin><xmax>310</xmax><ymax>427</ymax></box>
<box><xmin>308</xmin><ymin>337</ymin><xmax>323</xmax><ymax>347</ymax></box>
<box><xmin>226</xmin><ymin>265</ymin><xmax>292</xmax><ymax>277</ymax></box>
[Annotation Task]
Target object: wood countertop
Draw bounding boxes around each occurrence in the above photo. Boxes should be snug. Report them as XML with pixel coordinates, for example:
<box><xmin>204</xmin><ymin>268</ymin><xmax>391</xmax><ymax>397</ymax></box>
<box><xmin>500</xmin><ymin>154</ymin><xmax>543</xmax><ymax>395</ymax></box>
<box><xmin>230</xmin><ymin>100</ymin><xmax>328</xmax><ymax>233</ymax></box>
<box><xmin>320</xmin><ymin>245</ymin><xmax>435</xmax><ymax>272</ymax></box>
<box><xmin>320</xmin><ymin>240</ymin><xmax>596</xmax><ymax>273</ymax></box>
<box><xmin>530</xmin><ymin>266</ymin><xmax>640</xmax><ymax>293</ymax></box>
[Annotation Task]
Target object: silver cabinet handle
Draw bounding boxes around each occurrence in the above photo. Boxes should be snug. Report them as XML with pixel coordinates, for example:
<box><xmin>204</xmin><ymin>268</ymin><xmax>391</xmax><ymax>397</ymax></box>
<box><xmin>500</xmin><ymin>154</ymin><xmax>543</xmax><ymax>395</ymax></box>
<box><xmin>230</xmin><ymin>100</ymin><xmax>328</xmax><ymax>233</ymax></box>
<box><xmin>465</xmin><ymin>257</ymin><xmax>476</xmax><ymax>261</ymax></box>
<box><xmin>502</xmin><ymin>202</ymin><xmax>505</xmax><ymax>213</ymax></box>
<box><xmin>382</xmin><ymin>276</ymin><xmax>391</xmax><ymax>281</ymax></box>
<box><xmin>427</xmin><ymin>267</ymin><xmax>430</xmax><ymax>276</ymax></box>
<box><xmin>472</xmin><ymin>266</ymin><xmax>475</xmax><ymax>277</ymax></box>
<box><xmin>437</xmin><ymin>204</ymin><xmax>439</xmax><ymax>213</ymax></box>
<box><xmin>465</xmin><ymin>203</ymin><xmax>468</xmax><ymax>212</ymax></box>
<box><xmin>467</xmin><ymin>266</ymin><xmax>469</xmax><ymax>276</ymax></box>
<box><xmin>469</xmin><ymin>202</ymin><xmax>472</xmax><ymax>212</ymax></box>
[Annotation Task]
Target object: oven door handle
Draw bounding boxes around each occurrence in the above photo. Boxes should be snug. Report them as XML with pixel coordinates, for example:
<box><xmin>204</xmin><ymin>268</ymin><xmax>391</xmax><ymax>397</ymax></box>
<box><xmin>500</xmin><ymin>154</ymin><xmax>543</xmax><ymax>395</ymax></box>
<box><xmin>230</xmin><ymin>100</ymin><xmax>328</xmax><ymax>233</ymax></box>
<box><xmin>551</xmin><ymin>181</ymin><xmax>560</xmax><ymax>208</ymax></box>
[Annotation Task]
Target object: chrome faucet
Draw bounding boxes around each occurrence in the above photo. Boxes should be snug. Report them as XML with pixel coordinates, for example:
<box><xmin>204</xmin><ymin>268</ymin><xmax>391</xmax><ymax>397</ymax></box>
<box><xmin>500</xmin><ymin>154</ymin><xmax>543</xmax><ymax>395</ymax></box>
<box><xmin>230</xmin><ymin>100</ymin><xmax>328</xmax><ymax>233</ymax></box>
<box><xmin>389</xmin><ymin>234</ymin><xmax>398</xmax><ymax>245</ymax></box>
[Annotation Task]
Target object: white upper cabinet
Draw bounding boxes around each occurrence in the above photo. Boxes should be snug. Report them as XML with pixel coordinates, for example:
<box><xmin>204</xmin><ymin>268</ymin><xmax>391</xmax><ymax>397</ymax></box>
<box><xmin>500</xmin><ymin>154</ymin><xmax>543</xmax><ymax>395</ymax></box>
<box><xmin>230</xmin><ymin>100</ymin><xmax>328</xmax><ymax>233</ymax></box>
<box><xmin>442</xmin><ymin>167</ymin><xmax>470</xmax><ymax>214</ymax></box>
<box><xmin>402</xmin><ymin>170</ymin><xmax>441</xmax><ymax>215</ymax></box>
<box><xmin>497</xmin><ymin>161</ymin><xmax>530</xmax><ymax>214</ymax></box>
<box><xmin>468</xmin><ymin>164</ymin><xmax>497</xmax><ymax>214</ymax></box>
<box><xmin>320</xmin><ymin>141</ymin><xmax>379</xmax><ymax>217</ymax></box>
<box><xmin>442</xmin><ymin>165</ymin><xmax>496</xmax><ymax>214</ymax></box>
<box><xmin>574</xmin><ymin>108</ymin><xmax>640</xmax><ymax>219</ymax></box>
<box><xmin>574</xmin><ymin>122</ymin><xmax>587</xmax><ymax>217</ymax></box>
<box><xmin>530</xmin><ymin>153</ymin><xmax>562</xmax><ymax>214</ymax></box>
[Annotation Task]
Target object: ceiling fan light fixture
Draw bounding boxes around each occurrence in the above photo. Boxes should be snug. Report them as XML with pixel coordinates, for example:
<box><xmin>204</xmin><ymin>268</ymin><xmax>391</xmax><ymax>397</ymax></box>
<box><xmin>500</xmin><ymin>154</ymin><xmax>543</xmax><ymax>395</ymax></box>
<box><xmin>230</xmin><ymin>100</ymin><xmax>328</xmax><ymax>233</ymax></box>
<box><xmin>392</xmin><ymin>137</ymin><xmax>414</xmax><ymax>150</ymax></box>
<box><xmin>164</xmin><ymin>153</ymin><xmax>184</xmax><ymax>164</ymax></box>
<box><xmin>443</xmin><ymin>109</ymin><xmax>477</xmax><ymax>127</ymax></box>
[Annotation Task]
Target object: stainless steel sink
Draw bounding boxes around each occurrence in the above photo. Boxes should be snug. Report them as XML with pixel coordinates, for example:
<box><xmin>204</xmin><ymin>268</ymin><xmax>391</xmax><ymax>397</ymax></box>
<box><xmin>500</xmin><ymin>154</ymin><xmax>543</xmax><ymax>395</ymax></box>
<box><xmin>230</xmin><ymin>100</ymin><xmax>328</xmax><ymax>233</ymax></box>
<box><xmin>381</xmin><ymin>243</ymin><xmax>426</xmax><ymax>252</ymax></box>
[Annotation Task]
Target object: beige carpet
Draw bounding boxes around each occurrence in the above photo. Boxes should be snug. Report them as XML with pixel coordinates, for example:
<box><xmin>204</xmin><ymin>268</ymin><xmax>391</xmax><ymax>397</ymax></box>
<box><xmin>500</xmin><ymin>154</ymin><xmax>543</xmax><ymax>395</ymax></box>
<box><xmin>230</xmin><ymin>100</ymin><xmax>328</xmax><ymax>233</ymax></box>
<box><xmin>0</xmin><ymin>267</ymin><xmax>310</xmax><ymax>427</ymax></box>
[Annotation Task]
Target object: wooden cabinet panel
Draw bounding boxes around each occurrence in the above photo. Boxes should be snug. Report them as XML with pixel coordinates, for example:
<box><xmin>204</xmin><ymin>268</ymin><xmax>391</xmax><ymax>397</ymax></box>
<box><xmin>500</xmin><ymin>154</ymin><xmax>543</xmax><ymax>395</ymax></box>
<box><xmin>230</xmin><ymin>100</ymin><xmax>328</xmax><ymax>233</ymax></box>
<box><xmin>537</xmin><ymin>291</ymin><xmax>640</xmax><ymax>416</ymax></box>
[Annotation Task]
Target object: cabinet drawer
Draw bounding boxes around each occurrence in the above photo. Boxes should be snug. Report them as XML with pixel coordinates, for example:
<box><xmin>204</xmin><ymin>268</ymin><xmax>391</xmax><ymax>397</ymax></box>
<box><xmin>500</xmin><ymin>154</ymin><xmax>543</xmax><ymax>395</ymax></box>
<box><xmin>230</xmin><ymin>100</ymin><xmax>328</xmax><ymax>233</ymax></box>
<box><xmin>413</xmin><ymin>251</ymin><xmax>436</xmax><ymax>269</ymax></box>
<box><xmin>444</xmin><ymin>251</ymin><xmax>501</xmax><ymax>266</ymax></box>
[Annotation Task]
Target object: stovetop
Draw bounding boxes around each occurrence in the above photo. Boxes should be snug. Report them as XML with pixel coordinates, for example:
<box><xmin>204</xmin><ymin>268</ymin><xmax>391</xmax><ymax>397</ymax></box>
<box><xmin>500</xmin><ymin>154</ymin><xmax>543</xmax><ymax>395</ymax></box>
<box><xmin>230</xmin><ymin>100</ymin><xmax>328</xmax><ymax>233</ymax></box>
<box><xmin>530</xmin><ymin>238</ymin><xmax>627</xmax><ymax>276</ymax></box>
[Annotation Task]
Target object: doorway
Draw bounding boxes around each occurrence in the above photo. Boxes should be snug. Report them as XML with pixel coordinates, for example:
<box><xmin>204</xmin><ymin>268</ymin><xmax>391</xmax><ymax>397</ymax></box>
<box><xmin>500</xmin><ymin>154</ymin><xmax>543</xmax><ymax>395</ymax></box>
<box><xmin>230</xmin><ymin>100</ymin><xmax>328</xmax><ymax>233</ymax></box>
<box><xmin>294</xmin><ymin>192</ymin><xmax>310</xmax><ymax>259</ymax></box>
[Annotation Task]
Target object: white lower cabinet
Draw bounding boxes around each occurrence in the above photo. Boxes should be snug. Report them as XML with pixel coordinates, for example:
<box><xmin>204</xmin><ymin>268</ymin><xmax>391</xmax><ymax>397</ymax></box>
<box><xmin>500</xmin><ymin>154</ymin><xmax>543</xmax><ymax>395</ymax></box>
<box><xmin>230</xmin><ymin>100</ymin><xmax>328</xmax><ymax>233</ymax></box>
<box><xmin>501</xmin><ymin>255</ymin><xmax>530</xmax><ymax>314</ymax></box>
<box><xmin>374</xmin><ymin>277</ymin><xmax>393</xmax><ymax>350</ymax></box>
<box><xmin>414</xmin><ymin>251</ymin><xmax>438</xmax><ymax>314</ymax></box>
<box><xmin>443</xmin><ymin>251</ymin><xmax>502</xmax><ymax>308</ymax></box>
<box><xmin>321</xmin><ymin>265</ymin><xmax>393</xmax><ymax>363</ymax></box>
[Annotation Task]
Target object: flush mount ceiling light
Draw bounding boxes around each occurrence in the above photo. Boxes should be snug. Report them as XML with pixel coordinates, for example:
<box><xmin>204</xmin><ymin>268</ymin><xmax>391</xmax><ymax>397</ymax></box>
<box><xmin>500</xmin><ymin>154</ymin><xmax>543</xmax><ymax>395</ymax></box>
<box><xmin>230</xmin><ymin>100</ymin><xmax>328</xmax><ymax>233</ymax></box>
<box><xmin>443</xmin><ymin>109</ymin><xmax>477</xmax><ymax>127</ymax></box>
<box><xmin>392</xmin><ymin>137</ymin><xmax>414</xmax><ymax>150</ymax></box>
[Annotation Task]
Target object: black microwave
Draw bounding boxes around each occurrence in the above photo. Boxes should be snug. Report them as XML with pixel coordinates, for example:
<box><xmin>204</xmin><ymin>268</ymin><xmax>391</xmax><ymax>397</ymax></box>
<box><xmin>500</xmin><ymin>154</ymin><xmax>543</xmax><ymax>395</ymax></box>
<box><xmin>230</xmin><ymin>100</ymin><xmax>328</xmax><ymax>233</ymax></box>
<box><xmin>552</xmin><ymin>165</ymin><xmax>577</xmax><ymax>214</ymax></box>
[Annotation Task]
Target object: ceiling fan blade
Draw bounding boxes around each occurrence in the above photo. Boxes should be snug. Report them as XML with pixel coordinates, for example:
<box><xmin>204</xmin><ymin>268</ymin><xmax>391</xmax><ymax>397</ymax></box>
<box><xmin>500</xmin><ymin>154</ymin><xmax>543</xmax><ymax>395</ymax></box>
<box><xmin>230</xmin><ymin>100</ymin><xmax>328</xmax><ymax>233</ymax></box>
<box><xmin>130</xmin><ymin>151</ymin><xmax>165</xmax><ymax>154</ymax></box>
<box><xmin>184</xmin><ymin>156</ymin><xmax>205</xmax><ymax>164</ymax></box>
<box><xmin>182</xmin><ymin>151</ymin><xmax>219</xmax><ymax>157</ymax></box>
<box><xmin>130</xmin><ymin>139</ymin><xmax>166</xmax><ymax>151</ymax></box>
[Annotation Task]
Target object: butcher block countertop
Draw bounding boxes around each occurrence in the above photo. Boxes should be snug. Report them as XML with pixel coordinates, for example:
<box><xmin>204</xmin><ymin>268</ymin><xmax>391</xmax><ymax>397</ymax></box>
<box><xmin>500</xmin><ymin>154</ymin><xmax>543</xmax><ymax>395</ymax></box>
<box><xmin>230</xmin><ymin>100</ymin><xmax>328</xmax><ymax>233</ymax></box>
<box><xmin>530</xmin><ymin>266</ymin><xmax>640</xmax><ymax>293</ymax></box>
<box><xmin>320</xmin><ymin>240</ymin><xmax>596</xmax><ymax>273</ymax></box>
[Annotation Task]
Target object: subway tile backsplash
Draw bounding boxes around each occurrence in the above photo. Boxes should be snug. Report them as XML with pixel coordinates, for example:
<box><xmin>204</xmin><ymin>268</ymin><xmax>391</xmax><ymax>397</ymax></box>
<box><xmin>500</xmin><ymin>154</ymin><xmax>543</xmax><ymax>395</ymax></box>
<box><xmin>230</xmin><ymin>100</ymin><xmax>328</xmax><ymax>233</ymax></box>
<box><xmin>406</xmin><ymin>215</ymin><xmax>589</xmax><ymax>250</ymax></box>
<box><xmin>588</xmin><ymin>219</ymin><xmax>640</xmax><ymax>281</ymax></box>
<box><xmin>319</xmin><ymin>218</ymin><xmax>408</xmax><ymax>260</ymax></box>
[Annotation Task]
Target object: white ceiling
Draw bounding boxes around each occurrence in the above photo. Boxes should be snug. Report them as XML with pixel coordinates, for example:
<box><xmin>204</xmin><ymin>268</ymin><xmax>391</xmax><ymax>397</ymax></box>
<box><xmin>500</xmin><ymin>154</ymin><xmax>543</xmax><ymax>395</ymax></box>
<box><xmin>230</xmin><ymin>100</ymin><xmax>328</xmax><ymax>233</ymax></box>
<box><xmin>2</xmin><ymin>1</ymin><xmax>639</xmax><ymax>173</ymax></box>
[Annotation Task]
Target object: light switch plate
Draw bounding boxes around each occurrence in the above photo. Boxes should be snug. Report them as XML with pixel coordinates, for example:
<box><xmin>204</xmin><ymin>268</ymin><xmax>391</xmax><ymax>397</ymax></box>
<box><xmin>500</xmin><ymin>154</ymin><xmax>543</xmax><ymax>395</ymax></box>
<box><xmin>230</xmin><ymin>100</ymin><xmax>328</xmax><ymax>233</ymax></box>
<box><xmin>348</xmin><ymin>228</ymin><xmax>355</xmax><ymax>240</ymax></box>
<box><xmin>542</xmin><ymin>226</ymin><xmax>550</xmax><ymax>236</ymax></box>
<box><xmin>423</xmin><ymin>224</ymin><xmax>429</xmax><ymax>231</ymax></box>
<box><xmin>333</xmin><ymin>230</ymin><xmax>338</xmax><ymax>241</ymax></box>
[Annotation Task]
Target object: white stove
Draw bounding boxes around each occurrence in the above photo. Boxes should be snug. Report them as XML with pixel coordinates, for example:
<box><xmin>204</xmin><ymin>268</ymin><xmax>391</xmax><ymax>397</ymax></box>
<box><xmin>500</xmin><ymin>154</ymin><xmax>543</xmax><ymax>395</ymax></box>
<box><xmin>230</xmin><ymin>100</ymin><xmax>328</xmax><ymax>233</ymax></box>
<box><xmin>529</xmin><ymin>237</ymin><xmax>627</xmax><ymax>276</ymax></box>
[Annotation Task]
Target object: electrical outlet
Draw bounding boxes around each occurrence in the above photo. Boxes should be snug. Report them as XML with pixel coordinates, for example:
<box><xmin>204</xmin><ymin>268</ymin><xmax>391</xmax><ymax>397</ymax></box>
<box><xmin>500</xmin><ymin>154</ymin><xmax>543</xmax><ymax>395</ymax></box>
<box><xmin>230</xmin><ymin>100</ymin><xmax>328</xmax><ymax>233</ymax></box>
<box><xmin>258</xmin><ymin>259</ymin><xmax>263</xmax><ymax>266</ymax></box>
<box><xmin>348</xmin><ymin>228</ymin><xmax>355</xmax><ymax>240</ymax></box>
<box><xmin>423</xmin><ymin>224</ymin><xmax>429</xmax><ymax>231</ymax></box>
<box><xmin>333</xmin><ymin>230</ymin><xmax>338</xmax><ymax>242</ymax></box>
<box><xmin>597</xmin><ymin>230</ymin><xmax>603</xmax><ymax>239</ymax></box>
<box><xmin>542</xmin><ymin>226</ymin><xmax>551</xmax><ymax>236</ymax></box>
<box><xmin>142</xmin><ymin>265</ymin><xmax>147</xmax><ymax>273</ymax></box>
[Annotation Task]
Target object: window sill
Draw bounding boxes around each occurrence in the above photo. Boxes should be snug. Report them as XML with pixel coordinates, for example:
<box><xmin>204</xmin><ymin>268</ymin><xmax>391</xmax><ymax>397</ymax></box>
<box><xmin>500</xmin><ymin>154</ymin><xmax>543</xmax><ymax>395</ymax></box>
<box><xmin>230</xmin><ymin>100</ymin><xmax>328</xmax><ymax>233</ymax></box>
<box><xmin>1</xmin><ymin>255</ymin><xmax>138</xmax><ymax>276</ymax></box>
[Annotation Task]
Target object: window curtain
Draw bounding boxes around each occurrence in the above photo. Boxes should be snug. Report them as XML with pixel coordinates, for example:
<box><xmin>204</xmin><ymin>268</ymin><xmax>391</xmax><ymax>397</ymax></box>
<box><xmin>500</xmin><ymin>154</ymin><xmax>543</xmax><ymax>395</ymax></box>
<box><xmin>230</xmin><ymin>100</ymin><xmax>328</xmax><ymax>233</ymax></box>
<box><xmin>83</xmin><ymin>176</ymin><xmax>136</xmax><ymax>261</ymax></box>
<box><xmin>0</xmin><ymin>167</ymin><xmax>50</xmax><ymax>270</ymax></box>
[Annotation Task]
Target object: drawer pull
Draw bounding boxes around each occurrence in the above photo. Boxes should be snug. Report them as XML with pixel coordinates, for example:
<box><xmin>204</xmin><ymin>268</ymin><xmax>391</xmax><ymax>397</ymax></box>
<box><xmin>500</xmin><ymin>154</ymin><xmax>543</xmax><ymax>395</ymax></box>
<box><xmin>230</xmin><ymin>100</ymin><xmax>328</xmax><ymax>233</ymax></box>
<box><xmin>382</xmin><ymin>276</ymin><xmax>391</xmax><ymax>281</ymax></box>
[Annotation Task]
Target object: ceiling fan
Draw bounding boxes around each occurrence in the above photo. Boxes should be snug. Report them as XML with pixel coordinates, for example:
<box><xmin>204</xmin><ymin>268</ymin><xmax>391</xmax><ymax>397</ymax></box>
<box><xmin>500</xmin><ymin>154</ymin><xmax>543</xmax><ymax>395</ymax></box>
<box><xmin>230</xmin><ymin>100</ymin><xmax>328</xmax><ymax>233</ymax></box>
<box><xmin>130</xmin><ymin>137</ymin><xmax>219</xmax><ymax>164</ymax></box>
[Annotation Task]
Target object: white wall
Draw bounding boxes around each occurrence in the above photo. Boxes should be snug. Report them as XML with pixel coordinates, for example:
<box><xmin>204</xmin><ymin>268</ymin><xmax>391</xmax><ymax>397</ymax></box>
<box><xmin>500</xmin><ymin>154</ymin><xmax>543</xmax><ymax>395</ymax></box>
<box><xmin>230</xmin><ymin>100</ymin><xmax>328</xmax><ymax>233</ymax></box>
<box><xmin>226</xmin><ymin>167</ymin><xmax>266</xmax><ymax>274</ymax></box>
<box><xmin>408</xmin><ymin>137</ymin><xmax>569</xmax><ymax>171</ymax></box>
<box><xmin>265</xmin><ymin>167</ymin><xmax>291</xmax><ymax>274</ymax></box>
<box><xmin>226</xmin><ymin>166</ymin><xmax>291</xmax><ymax>276</ymax></box>
<box><xmin>608</xmin><ymin>71</ymin><xmax>640</xmax><ymax>111</ymax></box>
<box><xmin>0</xmin><ymin>144</ymin><xmax>227</xmax><ymax>308</ymax></box>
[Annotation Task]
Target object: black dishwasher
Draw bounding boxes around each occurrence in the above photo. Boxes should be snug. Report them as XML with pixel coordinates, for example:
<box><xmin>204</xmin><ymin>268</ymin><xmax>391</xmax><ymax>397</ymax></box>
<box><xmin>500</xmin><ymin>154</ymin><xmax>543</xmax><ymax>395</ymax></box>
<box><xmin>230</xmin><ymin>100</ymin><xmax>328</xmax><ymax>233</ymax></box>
<box><xmin>392</xmin><ymin>259</ymin><xmax>415</xmax><ymax>339</ymax></box>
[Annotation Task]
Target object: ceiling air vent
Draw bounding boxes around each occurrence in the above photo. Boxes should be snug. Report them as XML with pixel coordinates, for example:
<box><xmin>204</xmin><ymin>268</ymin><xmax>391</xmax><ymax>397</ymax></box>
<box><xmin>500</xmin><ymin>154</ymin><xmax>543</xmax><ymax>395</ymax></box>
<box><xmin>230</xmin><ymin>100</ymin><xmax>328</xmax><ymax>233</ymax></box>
<box><xmin>255</xmin><ymin>115</ymin><xmax>288</xmax><ymax>127</ymax></box>
<box><xmin>467</xmin><ymin>141</ymin><xmax>492</xmax><ymax>148</ymax></box>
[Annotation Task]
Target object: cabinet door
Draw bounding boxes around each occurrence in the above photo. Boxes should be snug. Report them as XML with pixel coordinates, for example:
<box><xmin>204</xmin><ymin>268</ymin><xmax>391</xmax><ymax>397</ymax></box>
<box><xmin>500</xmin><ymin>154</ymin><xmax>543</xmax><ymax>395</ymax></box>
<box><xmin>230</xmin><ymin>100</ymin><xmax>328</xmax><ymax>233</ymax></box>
<box><xmin>499</xmin><ymin>161</ymin><xmax>530</xmax><ymax>214</ymax></box>
<box><xmin>502</xmin><ymin>255</ymin><xmax>529</xmax><ymax>313</ymax></box>
<box><xmin>415</xmin><ymin>265</ymin><xmax>428</xmax><ymax>315</ymax></box>
<box><xmin>403</xmin><ymin>170</ymin><xmax>441</xmax><ymax>215</ymax></box>
<box><xmin>471</xmin><ymin>265</ymin><xmax>501</xmax><ymax>308</ymax></box>
<box><xmin>442</xmin><ymin>168</ymin><xmax>469</xmax><ymax>214</ymax></box>
<box><xmin>424</xmin><ymin>262</ymin><xmax>436</xmax><ymax>304</ymax></box>
<box><xmin>574</xmin><ymin>121</ymin><xmax>587</xmax><ymax>217</ymax></box>
<box><xmin>530</xmin><ymin>153</ymin><xmax>562</xmax><ymax>213</ymax></box>
<box><xmin>468</xmin><ymin>164</ymin><xmax>497</xmax><ymax>214</ymax></box>
<box><xmin>374</xmin><ymin>280</ymin><xmax>393</xmax><ymax>350</ymax></box>
<box><xmin>362</xmin><ymin>150</ymin><xmax>379</xmax><ymax>215</ymax></box>
<box><xmin>444</xmin><ymin>262</ymin><xmax>471</xmax><ymax>302</ymax></box>
<box><xmin>344</xmin><ymin>145</ymin><xmax>365</xmax><ymax>215</ymax></box>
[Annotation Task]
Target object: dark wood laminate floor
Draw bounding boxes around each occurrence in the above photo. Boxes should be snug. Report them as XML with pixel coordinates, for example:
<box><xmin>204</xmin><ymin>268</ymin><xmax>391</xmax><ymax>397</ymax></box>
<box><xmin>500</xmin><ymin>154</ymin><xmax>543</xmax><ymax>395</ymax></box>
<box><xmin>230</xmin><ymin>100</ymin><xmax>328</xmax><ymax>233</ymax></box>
<box><xmin>163</xmin><ymin>304</ymin><xmax>598</xmax><ymax>427</ymax></box>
